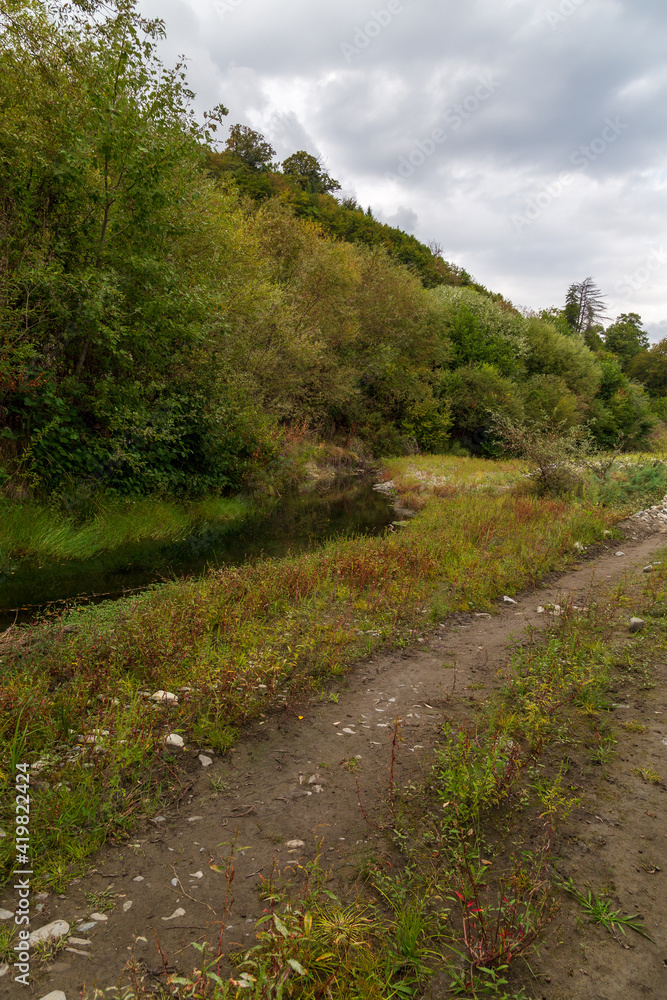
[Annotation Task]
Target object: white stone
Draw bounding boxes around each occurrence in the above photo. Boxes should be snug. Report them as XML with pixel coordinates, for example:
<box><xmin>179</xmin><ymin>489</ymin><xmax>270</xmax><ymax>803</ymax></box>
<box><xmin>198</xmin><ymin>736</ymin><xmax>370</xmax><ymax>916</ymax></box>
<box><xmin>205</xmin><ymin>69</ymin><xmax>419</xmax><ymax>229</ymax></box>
<box><xmin>29</xmin><ymin>919</ymin><xmax>70</xmax><ymax>946</ymax></box>
<box><xmin>152</xmin><ymin>690</ymin><xmax>179</xmax><ymax>704</ymax></box>
<box><xmin>342</xmin><ymin>728</ymin><xmax>355</xmax><ymax>734</ymax></box>
<box><xmin>198</xmin><ymin>755</ymin><xmax>213</xmax><ymax>767</ymax></box>
<box><xmin>77</xmin><ymin>921</ymin><xmax>97</xmax><ymax>932</ymax></box>
<box><xmin>0</xmin><ymin>828</ymin><xmax>6</xmax><ymax>838</ymax></box>
<box><xmin>36</xmin><ymin>993</ymin><xmax>67</xmax><ymax>1000</ymax></box>
<box><xmin>574</xmin><ymin>542</ymin><xmax>584</xmax><ymax>551</ymax></box>
<box><xmin>123</xmin><ymin>901</ymin><xmax>133</xmax><ymax>912</ymax></box>
<box><xmin>186</xmin><ymin>815</ymin><xmax>203</xmax><ymax>822</ymax></box>
<box><xmin>68</xmin><ymin>936</ymin><xmax>92</xmax><ymax>946</ymax></box>
<box><xmin>615</xmin><ymin>551</ymin><xmax>626</xmax><ymax>557</ymax></box>
<box><xmin>536</xmin><ymin>607</ymin><xmax>545</xmax><ymax>614</ymax></box>
<box><xmin>189</xmin><ymin>871</ymin><xmax>203</xmax><ymax>878</ymax></box>
<box><xmin>0</xmin><ymin>908</ymin><xmax>14</xmax><ymax>920</ymax></box>
<box><xmin>162</xmin><ymin>907</ymin><xmax>186</xmax><ymax>921</ymax></box>
<box><xmin>89</xmin><ymin>912</ymin><xmax>108</xmax><ymax>921</ymax></box>
<box><xmin>133</xmin><ymin>875</ymin><xmax>145</xmax><ymax>881</ymax></box>
<box><xmin>285</xmin><ymin>839</ymin><xmax>305</xmax><ymax>849</ymax></box>
<box><xmin>502</xmin><ymin>596</ymin><xmax>517</xmax><ymax>604</ymax></box>
<box><xmin>629</xmin><ymin>617</ymin><xmax>645</xmax><ymax>633</ymax></box>
<box><xmin>165</xmin><ymin>733</ymin><xmax>185</xmax><ymax>748</ymax></box>
<box><xmin>0</xmin><ymin>963</ymin><xmax>9</xmax><ymax>977</ymax></box>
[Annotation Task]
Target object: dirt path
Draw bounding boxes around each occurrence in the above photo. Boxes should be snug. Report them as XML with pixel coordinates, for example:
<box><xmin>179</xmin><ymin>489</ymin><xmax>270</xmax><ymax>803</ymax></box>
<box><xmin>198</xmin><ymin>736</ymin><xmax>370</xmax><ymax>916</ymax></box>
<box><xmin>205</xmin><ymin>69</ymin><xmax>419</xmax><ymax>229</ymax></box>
<box><xmin>3</xmin><ymin>521</ymin><xmax>667</xmax><ymax>999</ymax></box>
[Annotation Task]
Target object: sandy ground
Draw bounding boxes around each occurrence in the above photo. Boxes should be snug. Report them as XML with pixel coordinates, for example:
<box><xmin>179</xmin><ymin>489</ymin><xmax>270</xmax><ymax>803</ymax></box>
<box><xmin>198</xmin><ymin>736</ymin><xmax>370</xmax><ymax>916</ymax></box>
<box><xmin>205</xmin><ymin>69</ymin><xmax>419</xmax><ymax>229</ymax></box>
<box><xmin>2</xmin><ymin>519</ymin><xmax>666</xmax><ymax>999</ymax></box>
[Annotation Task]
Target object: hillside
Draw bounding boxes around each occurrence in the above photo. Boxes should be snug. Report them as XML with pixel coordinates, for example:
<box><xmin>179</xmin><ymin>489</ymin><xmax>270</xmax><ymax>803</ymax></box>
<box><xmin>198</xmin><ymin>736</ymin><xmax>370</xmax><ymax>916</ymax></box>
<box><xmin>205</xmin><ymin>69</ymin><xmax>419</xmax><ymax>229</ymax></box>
<box><xmin>0</xmin><ymin>0</ymin><xmax>661</xmax><ymax>506</ymax></box>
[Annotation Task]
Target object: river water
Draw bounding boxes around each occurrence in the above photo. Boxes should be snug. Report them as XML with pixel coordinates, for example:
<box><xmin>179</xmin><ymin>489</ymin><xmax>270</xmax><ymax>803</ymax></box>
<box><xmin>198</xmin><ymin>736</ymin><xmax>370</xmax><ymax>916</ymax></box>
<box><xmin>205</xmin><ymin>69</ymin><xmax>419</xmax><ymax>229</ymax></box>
<box><xmin>0</xmin><ymin>476</ymin><xmax>397</xmax><ymax>630</ymax></box>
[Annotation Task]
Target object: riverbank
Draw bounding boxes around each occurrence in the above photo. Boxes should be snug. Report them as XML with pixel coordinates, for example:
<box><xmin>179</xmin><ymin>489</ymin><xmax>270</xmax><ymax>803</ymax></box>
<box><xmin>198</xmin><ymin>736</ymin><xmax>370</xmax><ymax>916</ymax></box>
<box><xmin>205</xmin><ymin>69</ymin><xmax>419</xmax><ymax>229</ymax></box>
<box><xmin>0</xmin><ymin>475</ymin><xmax>398</xmax><ymax>629</ymax></box>
<box><xmin>0</xmin><ymin>461</ymin><xmax>619</xmax><ymax>897</ymax></box>
<box><xmin>3</xmin><ymin>504</ymin><xmax>666</xmax><ymax>998</ymax></box>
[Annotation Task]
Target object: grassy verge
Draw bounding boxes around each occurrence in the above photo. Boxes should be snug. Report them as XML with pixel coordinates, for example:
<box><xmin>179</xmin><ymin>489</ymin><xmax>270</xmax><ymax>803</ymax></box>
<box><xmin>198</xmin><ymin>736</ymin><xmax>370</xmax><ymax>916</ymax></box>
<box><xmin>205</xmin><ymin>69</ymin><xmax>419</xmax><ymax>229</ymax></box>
<box><xmin>146</xmin><ymin>551</ymin><xmax>666</xmax><ymax>1000</ymax></box>
<box><xmin>0</xmin><ymin>494</ymin><xmax>250</xmax><ymax>566</ymax></box>
<box><xmin>0</xmin><ymin>469</ymin><xmax>616</xmax><ymax>892</ymax></box>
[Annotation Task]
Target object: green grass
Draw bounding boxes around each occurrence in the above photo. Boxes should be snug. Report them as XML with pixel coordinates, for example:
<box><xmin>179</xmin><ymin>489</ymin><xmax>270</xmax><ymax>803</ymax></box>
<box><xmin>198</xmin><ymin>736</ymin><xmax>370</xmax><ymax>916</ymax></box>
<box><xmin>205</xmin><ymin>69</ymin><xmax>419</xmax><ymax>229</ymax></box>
<box><xmin>560</xmin><ymin>878</ymin><xmax>653</xmax><ymax>941</ymax></box>
<box><xmin>68</xmin><ymin>537</ymin><xmax>667</xmax><ymax>999</ymax></box>
<box><xmin>0</xmin><ymin>494</ymin><xmax>249</xmax><ymax>564</ymax></box>
<box><xmin>0</xmin><ymin>480</ymin><xmax>617</xmax><ymax>890</ymax></box>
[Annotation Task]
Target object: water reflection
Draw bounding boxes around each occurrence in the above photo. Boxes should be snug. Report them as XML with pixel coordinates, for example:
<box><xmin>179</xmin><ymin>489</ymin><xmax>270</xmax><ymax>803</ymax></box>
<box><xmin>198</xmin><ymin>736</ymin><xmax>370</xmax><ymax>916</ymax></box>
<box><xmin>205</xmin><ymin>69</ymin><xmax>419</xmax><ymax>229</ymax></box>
<box><xmin>0</xmin><ymin>476</ymin><xmax>396</xmax><ymax>628</ymax></box>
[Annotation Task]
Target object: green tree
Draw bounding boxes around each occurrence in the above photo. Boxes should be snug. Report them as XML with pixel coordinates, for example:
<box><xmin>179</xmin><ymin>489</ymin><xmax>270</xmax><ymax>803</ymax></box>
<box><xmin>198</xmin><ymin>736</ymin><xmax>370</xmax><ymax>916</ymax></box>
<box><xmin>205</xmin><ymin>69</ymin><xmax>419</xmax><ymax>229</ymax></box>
<box><xmin>604</xmin><ymin>313</ymin><xmax>649</xmax><ymax>370</ymax></box>
<box><xmin>628</xmin><ymin>338</ymin><xmax>667</xmax><ymax>396</ymax></box>
<box><xmin>224</xmin><ymin>124</ymin><xmax>275</xmax><ymax>170</ymax></box>
<box><xmin>282</xmin><ymin>151</ymin><xmax>340</xmax><ymax>193</ymax></box>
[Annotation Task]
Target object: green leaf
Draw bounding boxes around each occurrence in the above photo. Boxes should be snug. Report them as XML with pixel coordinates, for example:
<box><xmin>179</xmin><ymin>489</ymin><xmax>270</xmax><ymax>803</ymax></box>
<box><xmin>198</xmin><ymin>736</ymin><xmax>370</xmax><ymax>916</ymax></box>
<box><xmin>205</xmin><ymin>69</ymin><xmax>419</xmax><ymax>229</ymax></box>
<box><xmin>273</xmin><ymin>914</ymin><xmax>289</xmax><ymax>938</ymax></box>
<box><xmin>287</xmin><ymin>958</ymin><xmax>307</xmax><ymax>975</ymax></box>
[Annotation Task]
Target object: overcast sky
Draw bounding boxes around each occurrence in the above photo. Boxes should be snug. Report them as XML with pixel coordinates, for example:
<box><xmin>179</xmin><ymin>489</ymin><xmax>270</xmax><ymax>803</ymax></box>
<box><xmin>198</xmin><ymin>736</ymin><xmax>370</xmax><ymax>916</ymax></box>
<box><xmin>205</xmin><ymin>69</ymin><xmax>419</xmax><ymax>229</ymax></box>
<box><xmin>138</xmin><ymin>0</ymin><xmax>667</xmax><ymax>341</ymax></box>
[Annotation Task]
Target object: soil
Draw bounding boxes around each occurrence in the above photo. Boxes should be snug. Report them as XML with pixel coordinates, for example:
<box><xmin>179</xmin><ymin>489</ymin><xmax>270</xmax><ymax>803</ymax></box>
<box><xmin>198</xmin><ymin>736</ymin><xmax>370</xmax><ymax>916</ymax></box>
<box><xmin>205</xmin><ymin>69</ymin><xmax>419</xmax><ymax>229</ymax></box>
<box><xmin>2</xmin><ymin>516</ymin><xmax>666</xmax><ymax>1000</ymax></box>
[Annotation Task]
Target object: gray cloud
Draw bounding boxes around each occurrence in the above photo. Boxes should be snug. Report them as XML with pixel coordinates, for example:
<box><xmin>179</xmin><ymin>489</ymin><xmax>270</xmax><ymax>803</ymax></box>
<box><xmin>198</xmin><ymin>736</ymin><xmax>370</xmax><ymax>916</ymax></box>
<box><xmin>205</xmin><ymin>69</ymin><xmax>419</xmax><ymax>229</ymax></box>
<box><xmin>139</xmin><ymin>0</ymin><xmax>667</xmax><ymax>336</ymax></box>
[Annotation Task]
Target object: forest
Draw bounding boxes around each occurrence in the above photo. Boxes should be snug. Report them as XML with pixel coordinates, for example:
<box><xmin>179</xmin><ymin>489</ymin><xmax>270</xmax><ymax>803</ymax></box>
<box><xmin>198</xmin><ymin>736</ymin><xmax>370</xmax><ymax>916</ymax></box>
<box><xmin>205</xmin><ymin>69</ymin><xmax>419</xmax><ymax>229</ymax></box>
<box><xmin>1</xmin><ymin>0</ymin><xmax>665</xmax><ymax>507</ymax></box>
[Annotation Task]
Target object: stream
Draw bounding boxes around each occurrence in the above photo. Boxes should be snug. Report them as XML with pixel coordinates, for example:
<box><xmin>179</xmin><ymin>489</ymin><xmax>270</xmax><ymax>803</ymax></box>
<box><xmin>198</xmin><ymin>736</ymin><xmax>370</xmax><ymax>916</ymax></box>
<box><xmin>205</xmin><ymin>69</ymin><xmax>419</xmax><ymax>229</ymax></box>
<box><xmin>0</xmin><ymin>475</ymin><xmax>398</xmax><ymax>630</ymax></box>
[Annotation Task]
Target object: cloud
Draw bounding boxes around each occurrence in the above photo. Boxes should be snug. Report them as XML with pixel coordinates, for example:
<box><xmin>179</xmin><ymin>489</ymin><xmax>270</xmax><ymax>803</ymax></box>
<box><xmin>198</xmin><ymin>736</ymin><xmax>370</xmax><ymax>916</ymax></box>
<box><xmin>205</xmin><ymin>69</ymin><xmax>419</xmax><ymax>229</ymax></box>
<box><xmin>138</xmin><ymin>0</ymin><xmax>667</xmax><ymax>328</ymax></box>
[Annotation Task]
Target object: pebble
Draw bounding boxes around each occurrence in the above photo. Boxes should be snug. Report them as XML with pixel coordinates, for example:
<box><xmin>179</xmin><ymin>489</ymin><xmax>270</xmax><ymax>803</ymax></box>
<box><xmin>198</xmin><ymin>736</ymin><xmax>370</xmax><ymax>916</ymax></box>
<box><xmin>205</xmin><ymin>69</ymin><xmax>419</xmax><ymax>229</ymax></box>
<box><xmin>68</xmin><ymin>937</ymin><xmax>91</xmax><ymax>946</ymax></box>
<box><xmin>536</xmin><ymin>607</ymin><xmax>545</xmax><ymax>614</ymax></box>
<box><xmin>0</xmin><ymin>828</ymin><xmax>6</xmax><ymax>837</ymax></box>
<box><xmin>574</xmin><ymin>541</ymin><xmax>585</xmax><ymax>551</ymax></box>
<box><xmin>187</xmin><ymin>815</ymin><xmax>203</xmax><ymax>822</ymax></box>
<box><xmin>29</xmin><ymin>919</ymin><xmax>69</xmax><ymax>946</ymax></box>
<box><xmin>76</xmin><ymin>921</ymin><xmax>98</xmax><ymax>932</ymax></box>
<box><xmin>189</xmin><ymin>871</ymin><xmax>204</xmax><ymax>879</ymax></box>
<box><xmin>629</xmin><ymin>617</ymin><xmax>645</xmax><ymax>633</ymax></box>
<box><xmin>342</xmin><ymin>728</ymin><xmax>356</xmax><ymax>735</ymax></box>
<box><xmin>615</xmin><ymin>551</ymin><xmax>626</xmax><ymax>557</ymax></box>
<box><xmin>123</xmin><ymin>901</ymin><xmax>133</xmax><ymax>912</ymax></box>
<box><xmin>502</xmin><ymin>596</ymin><xmax>517</xmax><ymax>604</ymax></box>
<box><xmin>152</xmin><ymin>690</ymin><xmax>179</xmax><ymax>704</ymax></box>
<box><xmin>285</xmin><ymin>839</ymin><xmax>305</xmax><ymax>849</ymax></box>
<box><xmin>162</xmin><ymin>907</ymin><xmax>186</xmax><ymax>921</ymax></box>
<box><xmin>166</xmin><ymin>733</ymin><xmax>185</xmax><ymax>748</ymax></box>
<box><xmin>89</xmin><ymin>912</ymin><xmax>108</xmax><ymax>922</ymax></box>
<box><xmin>133</xmin><ymin>875</ymin><xmax>145</xmax><ymax>881</ymax></box>
<box><xmin>37</xmin><ymin>993</ymin><xmax>67</xmax><ymax>1000</ymax></box>
<box><xmin>65</xmin><ymin>946</ymin><xmax>91</xmax><ymax>957</ymax></box>
<box><xmin>643</xmin><ymin>565</ymin><xmax>653</xmax><ymax>573</ymax></box>
<box><xmin>0</xmin><ymin>908</ymin><xmax>14</xmax><ymax>920</ymax></box>
<box><xmin>198</xmin><ymin>754</ymin><xmax>213</xmax><ymax>767</ymax></box>
<box><xmin>152</xmin><ymin>816</ymin><xmax>166</xmax><ymax>824</ymax></box>
<box><xmin>0</xmin><ymin>964</ymin><xmax>8</xmax><ymax>978</ymax></box>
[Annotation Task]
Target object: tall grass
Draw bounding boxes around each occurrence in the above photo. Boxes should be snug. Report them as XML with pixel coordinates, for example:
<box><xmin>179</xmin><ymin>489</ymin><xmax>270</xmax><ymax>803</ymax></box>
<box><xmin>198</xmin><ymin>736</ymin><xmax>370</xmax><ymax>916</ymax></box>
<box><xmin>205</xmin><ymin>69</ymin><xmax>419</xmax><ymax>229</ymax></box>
<box><xmin>0</xmin><ymin>495</ymin><xmax>248</xmax><ymax>563</ymax></box>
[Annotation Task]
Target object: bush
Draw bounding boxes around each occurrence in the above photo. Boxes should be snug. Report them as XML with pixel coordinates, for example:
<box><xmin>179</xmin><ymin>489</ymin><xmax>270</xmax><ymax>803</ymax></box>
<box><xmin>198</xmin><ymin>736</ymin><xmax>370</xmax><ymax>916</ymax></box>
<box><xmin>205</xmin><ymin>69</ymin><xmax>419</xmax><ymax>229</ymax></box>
<box><xmin>492</xmin><ymin>415</ymin><xmax>591</xmax><ymax>496</ymax></box>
